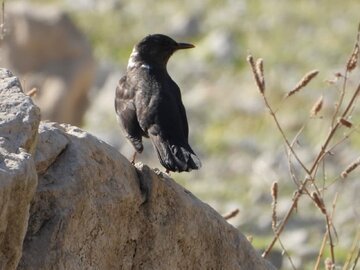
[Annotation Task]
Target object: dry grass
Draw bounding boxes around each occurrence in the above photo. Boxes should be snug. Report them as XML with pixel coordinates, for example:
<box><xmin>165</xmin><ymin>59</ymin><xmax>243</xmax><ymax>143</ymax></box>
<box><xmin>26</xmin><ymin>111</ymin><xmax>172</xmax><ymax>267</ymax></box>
<box><xmin>248</xmin><ymin>23</ymin><xmax>360</xmax><ymax>269</ymax></box>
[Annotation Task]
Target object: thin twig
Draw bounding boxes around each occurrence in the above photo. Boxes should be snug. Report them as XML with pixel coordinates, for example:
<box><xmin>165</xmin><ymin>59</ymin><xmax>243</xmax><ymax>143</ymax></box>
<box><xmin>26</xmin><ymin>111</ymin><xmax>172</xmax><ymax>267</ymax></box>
<box><xmin>331</xmin><ymin>23</ymin><xmax>359</xmax><ymax>127</ymax></box>
<box><xmin>331</xmin><ymin>70</ymin><xmax>349</xmax><ymax>127</ymax></box>
<box><xmin>314</xmin><ymin>231</ymin><xmax>328</xmax><ymax>270</ymax></box>
<box><xmin>286</xmin><ymin>124</ymin><xmax>306</xmax><ymax>187</ymax></box>
<box><xmin>310</xmin><ymin>82</ymin><xmax>360</xmax><ymax>176</ymax></box>
<box><xmin>262</xmin><ymin>95</ymin><xmax>312</xmax><ymax>176</ymax></box>
<box><xmin>278</xmin><ymin>238</ymin><xmax>297</xmax><ymax>270</ymax></box>
<box><xmin>249</xmin><ymin>40</ymin><xmax>360</xmax><ymax>257</ymax></box>
<box><xmin>325</xmin><ymin>214</ymin><xmax>335</xmax><ymax>265</ymax></box>
<box><xmin>314</xmin><ymin>193</ymin><xmax>338</xmax><ymax>270</ymax></box>
<box><xmin>262</xmin><ymin>82</ymin><xmax>360</xmax><ymax>258</ymax></box>
<box><xmin>351</xmin><ymin>246</ymin><xmax>360</xmax><ymax>270</ymax></box>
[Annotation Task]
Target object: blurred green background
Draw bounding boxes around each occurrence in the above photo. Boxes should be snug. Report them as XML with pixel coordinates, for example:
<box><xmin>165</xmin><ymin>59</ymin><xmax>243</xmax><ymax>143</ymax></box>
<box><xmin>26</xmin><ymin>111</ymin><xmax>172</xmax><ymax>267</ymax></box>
<box><xmin>5</xmin><ymin>0</ymin><xmax>360</xmax><ymax>268</ymax></box>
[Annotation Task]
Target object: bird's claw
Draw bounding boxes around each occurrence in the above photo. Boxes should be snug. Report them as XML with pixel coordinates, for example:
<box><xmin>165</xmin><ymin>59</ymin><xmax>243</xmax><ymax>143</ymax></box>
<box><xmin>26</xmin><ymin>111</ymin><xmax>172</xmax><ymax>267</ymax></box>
<box><xmin>130</xmin><ymin>152</ymin><xmax>137</xmax><ymax>165</ymax></box>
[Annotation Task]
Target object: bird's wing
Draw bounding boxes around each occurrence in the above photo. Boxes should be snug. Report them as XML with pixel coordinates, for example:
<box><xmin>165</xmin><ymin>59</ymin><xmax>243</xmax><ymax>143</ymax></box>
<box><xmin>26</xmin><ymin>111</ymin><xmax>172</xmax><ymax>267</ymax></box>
<box><xmin>115</xmin><ymin>76</ymin><xmax>145</xmax><ymax>152</ymax></box>
<box><xmin>144</xmin><ymin>79</ymin><xmax>201</xmax><ymax>172</ymax></box>
<box><xmin>177</xmin><ymin>91</ymin><xmax>189</xmax><ymax>139</ymax></box>
<box><xmin>169</xmin><ymin>81</ymin><xmax>189</xmax><ymax>139</ymax></box>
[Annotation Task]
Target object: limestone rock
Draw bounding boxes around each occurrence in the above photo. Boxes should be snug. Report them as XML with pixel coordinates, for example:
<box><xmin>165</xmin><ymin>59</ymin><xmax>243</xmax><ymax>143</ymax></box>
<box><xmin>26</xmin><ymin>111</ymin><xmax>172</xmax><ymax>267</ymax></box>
<box><xmin>18</xmin><ymin>121</ymin><xmax>274</xmax><ymax>270</ymax></box>
<box><xmin>0</xmin><ymin>69</ymin><xmax>39</xmax><ymax>270</ymax></box>
<box><xmin>2</xmin><ymin>2</ymin><xmax>95</xmax><ymax>126</ymax></box>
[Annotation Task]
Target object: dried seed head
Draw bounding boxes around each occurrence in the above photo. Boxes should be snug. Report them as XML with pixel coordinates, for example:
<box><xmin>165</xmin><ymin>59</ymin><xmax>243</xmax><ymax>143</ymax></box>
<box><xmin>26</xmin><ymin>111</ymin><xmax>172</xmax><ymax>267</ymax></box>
<box><xmin>223</xmin><ymin>208</ymin><xmax>240</xmax><ymax>220</ymax></box>
<box><xmin>341</xmin><ymin>157</ymin><xmax>360</xmax><ymax>178</ymax></box>
<box><xmin>339</xmin><ymin>117</ymin><xmax>353</xmax><ymax>128</ymax></box>
<box><xmin>346</xmin><ymin>23</ymin><xmax>360</xmax><ymax>72</ymax></box>
<box><xmin>26</xmin><ymin>87</ymin><xmax>37</xmax><ymax>97</ymax></box>
<box><xmin>247</xmin><ymin>54</ymin><xmax>265</xmax><ymax>94</ymax></box>
<box><xmin>271</xmin><ymin>181</ymin><xmax>278</xmax><ymax>231</ymax></box>
<box><xmin>312</xmin><ymin>192</ymin><xmax>326</xmax><ymax>215</ymax></box>
<box><xmin>256</xmin><ymin>58</ymin><xmax>265</xmax><ymax>90</ymax></box>
<box><xmin>347</xmin><ymin>44</ymin><xmax>359</xmax><ymax>72</ymax></box>
<box><xmin>247</xmin><ymin>55</ymin><xmax>255</xmax><ymax>65</ymax></box>
<box><xmin>310</xmin><ymin>95</ymin><xmax>324</xmax><ymax>117</ymax></box>
<box><xmin>271</xmin><ymin>181</ymin><xmax>278</xmax><ymax>201</ymax></box>
<box><xmin>324</xmin><ymin>258</ymin><xmax>335</xmax><ymax>270</ymax></box>
<box><xmin>286</xmin><ymin>70</ymin><xmax>319</xmax><ymax>98</ymax></box>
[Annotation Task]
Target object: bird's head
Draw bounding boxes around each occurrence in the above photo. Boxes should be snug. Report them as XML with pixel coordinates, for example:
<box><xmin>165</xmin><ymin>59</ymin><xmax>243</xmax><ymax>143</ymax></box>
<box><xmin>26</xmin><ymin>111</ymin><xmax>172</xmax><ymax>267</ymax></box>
<box><xmin>130</xmin><ymin>34</ymin><xmax>195</xmax><ymax>68</ymax></box>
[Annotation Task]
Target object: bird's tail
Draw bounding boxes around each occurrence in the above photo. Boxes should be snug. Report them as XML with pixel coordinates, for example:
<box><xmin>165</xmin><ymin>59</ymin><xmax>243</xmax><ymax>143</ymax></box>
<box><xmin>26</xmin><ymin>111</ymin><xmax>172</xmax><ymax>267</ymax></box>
<box><xmin>150</xmin><ymin>135</ymin><xmax>201</xmax><ymax>172</ymax></box>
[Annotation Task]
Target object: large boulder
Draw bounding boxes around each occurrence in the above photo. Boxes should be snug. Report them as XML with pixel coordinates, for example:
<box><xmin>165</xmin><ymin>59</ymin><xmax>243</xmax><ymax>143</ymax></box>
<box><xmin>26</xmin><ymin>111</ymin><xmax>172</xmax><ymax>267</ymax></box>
<box><xmin>0</xmin><ymin>69</ymin><xmax>40</xmax><ymax>270</ymax></box>
<box><xmin>1</xmin><ymin>2</ymin><xmax>95</xmax><ymax>126</ymax></box>
<box><xmin>0</xmin><ymin>69</ymin><xmax>275</xmax><ymax>269</ymax></box>
<box><xmin>17</xmin><ymin>121</ymin><xmax>275</xmax><ymax>270</ymax></box>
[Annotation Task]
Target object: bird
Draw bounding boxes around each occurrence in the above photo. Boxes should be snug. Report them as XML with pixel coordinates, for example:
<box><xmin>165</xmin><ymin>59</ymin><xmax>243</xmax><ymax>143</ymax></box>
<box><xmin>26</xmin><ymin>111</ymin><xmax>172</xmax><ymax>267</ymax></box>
<box><xmin>115</xmin><ymin>34</ymin><xmax>201</xmax><ymax>173</ymax></box>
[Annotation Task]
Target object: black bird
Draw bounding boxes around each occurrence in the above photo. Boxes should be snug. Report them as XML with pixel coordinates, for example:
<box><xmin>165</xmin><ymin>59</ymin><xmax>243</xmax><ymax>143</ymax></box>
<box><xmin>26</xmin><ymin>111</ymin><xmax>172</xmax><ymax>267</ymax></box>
<box><xmin>115</xmin><ymin>34</ymin><xmax>201</xmax><ymax>173</ymax></box>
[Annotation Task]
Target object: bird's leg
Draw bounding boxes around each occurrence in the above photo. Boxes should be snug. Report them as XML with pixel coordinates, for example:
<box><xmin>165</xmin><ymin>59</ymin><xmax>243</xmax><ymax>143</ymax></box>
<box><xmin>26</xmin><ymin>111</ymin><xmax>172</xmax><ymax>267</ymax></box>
<box><xmin>130</xmin><ymin>152</ymin><xmax>137</xmax><ymax>165</ymax></box>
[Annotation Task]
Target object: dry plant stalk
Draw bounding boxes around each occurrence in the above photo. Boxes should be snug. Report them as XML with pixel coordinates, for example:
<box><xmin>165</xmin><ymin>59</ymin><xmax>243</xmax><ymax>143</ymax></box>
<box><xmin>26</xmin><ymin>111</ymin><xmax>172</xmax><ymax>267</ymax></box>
<box><xmin>342</xmin><ymin>227</ymin><xmax>360</xmax><ymax>270</ymax></box>
<box><xmin>223</xmin><ymin>208</ymin><xmax>239</xmax><ymax>220</ymax></box>
<box><xmin>311</xmin><ymin>190</ymin><xmax>336</xmax><ymax>265</ymax></box>
<box><xmin>311</xmin><ymin>95</ymin><xmax>324</xmax><ymax>117</ymax></box>
<box><xmin>292</xmin><ymin>191</ymin><xmax>299</xmax><ymax>212</ymax></box>
<box><xmin>262</xmin><ymin>81</ymin><xmax>360</xmax><ymax>258</ymax></box>
<box><xmin>251</xmin><ymin>26</ymin><xmax>360</xmax><ymax>263</ymax></box>
<box><xmin>286</xmin><ymin>70</ymin><xmax>319</xmax><ymax>98</ymax></box>
<box><xmin>341</xmin><ymin>157</ymin><xmax>360</xmax><ymax>178</ymax></box>
<box><xmin>332</xmin><ymin>24</ymin><xmax>360</xmax><ymax>126</ymax></box>
<box><xmin>351</xmin><ymin>245</ymin><xmax>360</xmax><ymax>270</ymax></box>
<box><xmin>316</xmin><ymin>231</ymin><xmax>329</xmax><ymax>269</ymax></box>
<box><xmin>314</xmin><ymin>193</ymin><xmax>339</xmax><ymax>270</ymax></box>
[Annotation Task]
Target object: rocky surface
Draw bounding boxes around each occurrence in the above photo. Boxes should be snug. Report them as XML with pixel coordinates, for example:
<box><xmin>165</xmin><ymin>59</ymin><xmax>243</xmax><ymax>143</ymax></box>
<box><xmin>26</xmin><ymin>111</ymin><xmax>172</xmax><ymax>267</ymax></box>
<box><xmin>0</xmin><ymin>69</ymin><xmax>40</xmax><ymax>270</ymax></box>
<box><xmin>0</xmin><ymin>69</ymin><xmax>275</xmax><ymax>269</ymax></box>
<box><xmin>1</xmin><ymin>2</ymin><xmax>95</xmax><ymax>126</ymax></box>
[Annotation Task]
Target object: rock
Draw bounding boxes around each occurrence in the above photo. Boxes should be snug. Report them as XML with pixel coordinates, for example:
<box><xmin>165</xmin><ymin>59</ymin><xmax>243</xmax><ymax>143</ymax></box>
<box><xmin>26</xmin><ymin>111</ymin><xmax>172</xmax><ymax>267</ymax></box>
<box><xmin>0</xmin><ymin>69</ymin><xmax>40</xmax><ymax>153</ymax></box>
<box><xmin>18</xmin><ymin>121</ymin><xmax>275</xmax><ymax>269</ymax></box>
<box><xmin>34</xmin><ymin>122</ymin><xmax>70</xmax><ymax>174</ymax></box>
<box><xmin>2</xmin><ymin>2</ymin><xmax>95</xmax><ymax>126</ymax></box>
<box><xmin>0</xmin><ymin>69</ymin><xmax>39</xmax><ymax>270</ymax></box>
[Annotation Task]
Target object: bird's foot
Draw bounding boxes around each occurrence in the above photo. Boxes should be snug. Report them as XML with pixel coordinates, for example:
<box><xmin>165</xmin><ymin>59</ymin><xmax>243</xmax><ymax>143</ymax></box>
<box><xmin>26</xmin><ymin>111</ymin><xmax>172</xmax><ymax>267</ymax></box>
<box><xmin>130</xmin><ymin>152</ymin><xmax>137</xmax><ymax>165</ymax></box>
